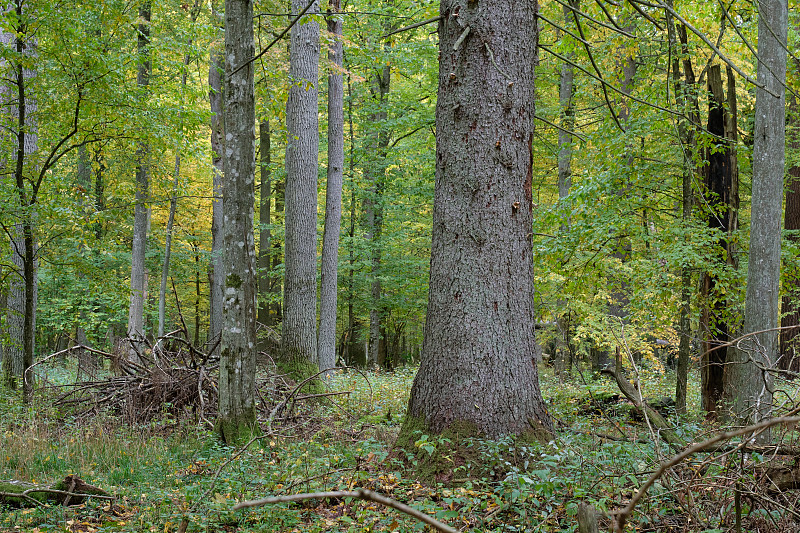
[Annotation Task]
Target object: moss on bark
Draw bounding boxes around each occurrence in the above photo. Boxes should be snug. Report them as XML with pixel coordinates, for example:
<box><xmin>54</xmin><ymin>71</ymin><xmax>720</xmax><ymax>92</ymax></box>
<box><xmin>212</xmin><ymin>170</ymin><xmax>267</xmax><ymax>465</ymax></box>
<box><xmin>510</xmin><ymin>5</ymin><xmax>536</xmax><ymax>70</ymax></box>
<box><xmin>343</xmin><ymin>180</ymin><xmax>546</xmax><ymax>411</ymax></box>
<box><xmin>277</xmin><ymin>351</ymin><xmax>323</xmax><ymax>395</ymax></box>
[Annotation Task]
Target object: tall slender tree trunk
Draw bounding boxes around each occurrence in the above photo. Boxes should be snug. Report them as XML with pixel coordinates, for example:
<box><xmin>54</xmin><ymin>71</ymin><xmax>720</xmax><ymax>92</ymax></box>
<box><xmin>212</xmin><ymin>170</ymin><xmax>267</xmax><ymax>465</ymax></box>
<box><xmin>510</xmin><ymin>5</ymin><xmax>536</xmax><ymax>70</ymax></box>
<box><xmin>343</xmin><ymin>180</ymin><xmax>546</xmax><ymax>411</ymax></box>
<box><xmin>780</xmin><ymin>94</ymin><xmax>800</xmax><ymax>372</ymax></box>
<box><xmin>723</xmin><ymin>0</ymin><xmax>787</xmax><ymax>438</ymax></box>
<box><xmin>216</xmin><ymin>0</ymin><xmax>258</xmax><ymax>445</ymax></box>
<box><xmin>365</xmin><ymin>64</ymin><xmax>390</xmax><ymax>367</ymax></box>
<box><xmin>282</xmin><ymin>0</ymin><xmax>320</xmax><ymax>370</ymax></box>
<box><xmin>76</xmin><ymin>146</ymin><xmax>95</xmax><ymax>378</ymax></box>
<box><xmin>400</xmin><ymin>0</ymin><xmax>552</xmax><ymax>439</ymax></box>
<box><xmin>158</xmin><ymin>6</ymin><xmax>199</xmax><ymax>339</ymax></box>
<box><xmin>208</xmin><ymin>41</ymin><xmax>224</xmax><ymax>354</ymax></box>
<box><xmin>127</xmin><ymin>1</ymin><xmax>152</xmax><ymax>364</ymax></box>
<box><xmin>1</xmin><ymin>2</ymin><xmax>38</xmax><ymax>400</ymax></box>
<box><xmin>344</xmin><ymin>68</ymin><xmax>358</xmax><ymax>365</ymax></box>
<box><xmin>555</xmin><ymin>0</ymin><xmax>577</xmax><ymax>378</ymax></box>
<box><xmin>257</xmin><ymin>120</ymin><xmax>272</xmax><ymax>327</ymax></box>
<box><xmin>272</xmin><ymin>164</ymin><xmax>284</xmax><ymax>322</ymax></box>
<box><xmin>666</xmin><ymin>13</ymin><xmax>699</xmax><ymax>414</ymax></box>
<box><xmin>318</xmin><ymin>0</ymin><xmax>344</xmax><ymax>372</ymax></box>
<box><xmin>700</xmin><ymin>64</ymin><xmax>738</xmax><ymax>416</ymax></box>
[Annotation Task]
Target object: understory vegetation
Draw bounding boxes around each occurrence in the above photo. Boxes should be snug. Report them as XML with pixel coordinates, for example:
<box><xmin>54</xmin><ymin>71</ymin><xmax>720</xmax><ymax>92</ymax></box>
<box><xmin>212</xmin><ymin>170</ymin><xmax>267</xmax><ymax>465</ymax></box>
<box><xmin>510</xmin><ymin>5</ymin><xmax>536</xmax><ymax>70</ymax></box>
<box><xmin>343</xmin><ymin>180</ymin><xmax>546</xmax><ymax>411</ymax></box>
<box><xmin>3</xmin><ymin>360</ymin><xmax>798</xmax><ymax>533</ymax></box>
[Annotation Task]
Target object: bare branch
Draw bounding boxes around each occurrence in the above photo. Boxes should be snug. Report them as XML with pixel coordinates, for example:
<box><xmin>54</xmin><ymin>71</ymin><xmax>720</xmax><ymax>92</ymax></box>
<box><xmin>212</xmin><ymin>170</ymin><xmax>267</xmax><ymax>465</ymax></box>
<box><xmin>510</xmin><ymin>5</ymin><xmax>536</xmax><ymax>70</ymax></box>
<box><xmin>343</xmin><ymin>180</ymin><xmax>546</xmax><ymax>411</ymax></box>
<box><xmin>234</xmin><ymin>488</ymin><xmax>458</xmax><ymax>533</ymax></box>
<box><xmin>614</xmin><ymin>413</ymin><xmax>800</xmax><ymax>532</ymax></box>
<box><xmin>553</xmin><ymin>0</ymin><xmax>635</xmax><ymax>38</ymax></box>
<box><xmin>382</xmin><ymin>15</ymin><xmax>443</xmax><ymax>39</ymax></box>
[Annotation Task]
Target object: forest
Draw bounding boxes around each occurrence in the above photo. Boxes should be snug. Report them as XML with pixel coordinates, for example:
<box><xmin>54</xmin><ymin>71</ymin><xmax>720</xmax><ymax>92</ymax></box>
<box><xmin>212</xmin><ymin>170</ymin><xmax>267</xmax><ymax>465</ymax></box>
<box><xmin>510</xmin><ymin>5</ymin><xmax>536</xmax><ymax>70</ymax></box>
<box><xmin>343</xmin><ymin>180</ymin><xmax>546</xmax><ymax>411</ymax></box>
<box><xmin>0</xmin><ymin>0</ymin><xmax>799</xmax><ymax>531</ymax></box>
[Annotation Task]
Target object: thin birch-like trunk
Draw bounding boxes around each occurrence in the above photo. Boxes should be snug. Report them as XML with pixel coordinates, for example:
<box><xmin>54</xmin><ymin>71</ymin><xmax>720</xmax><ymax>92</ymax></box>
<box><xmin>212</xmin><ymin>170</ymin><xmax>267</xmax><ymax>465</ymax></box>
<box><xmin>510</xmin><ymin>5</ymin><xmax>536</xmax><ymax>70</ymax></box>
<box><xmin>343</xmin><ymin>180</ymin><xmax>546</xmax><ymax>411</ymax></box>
<box><xmin>127</xmin><ymin>1</ymin><xmax>152</xmax><ymax>364</ymax></box>
<box><xmin>208</xmin><ymin>40</ymin><xmax>224</xmax><ymax>354</ymax></box>
<box><xmin>158</xmin><ymin>5</ymin><xmax>199</xmax><ymax>339</ymax></box>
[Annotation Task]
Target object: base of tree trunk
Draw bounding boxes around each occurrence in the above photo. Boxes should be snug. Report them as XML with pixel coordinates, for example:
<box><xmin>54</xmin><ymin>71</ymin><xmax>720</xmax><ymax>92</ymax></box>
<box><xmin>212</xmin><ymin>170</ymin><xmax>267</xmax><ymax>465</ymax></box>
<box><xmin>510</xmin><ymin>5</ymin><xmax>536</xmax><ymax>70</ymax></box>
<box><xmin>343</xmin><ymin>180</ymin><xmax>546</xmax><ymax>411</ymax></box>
<box><xmin>394</xmin><ymin>416</ymin><xmax>549</xmax><ymax>484</ymax></box>
<box><xmin>0</xmin><ymin>475</ymin><xmax>111</xmax><ymax>507</ymax></box>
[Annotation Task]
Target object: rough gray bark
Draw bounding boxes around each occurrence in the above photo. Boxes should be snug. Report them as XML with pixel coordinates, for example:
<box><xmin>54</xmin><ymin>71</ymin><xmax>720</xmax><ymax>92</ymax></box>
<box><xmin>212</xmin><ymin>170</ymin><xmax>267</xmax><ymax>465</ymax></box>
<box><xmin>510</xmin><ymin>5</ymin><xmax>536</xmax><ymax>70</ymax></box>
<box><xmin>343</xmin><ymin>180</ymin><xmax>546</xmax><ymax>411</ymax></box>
<box><xmin>208</xmin><ymin>43</ymin><xmax>224</xmax><ymax>354</ymax></box>
<box><xmin>217</xmin><ymin>0</ymin><xmax>258</xmax><ymax>444</ymax></box>
<box><xmin>127</xmin><ymin>1</ymin><xmax>152</xmax><ymax>364</ymax></box>
<box><xmin>257</xmin><ymin>120</ymin><xmax>271</xmax><ymax>327</ymax></box>
<box><xmin>402</xmin><ymin>0</ymin><xmax>552</xmax><ymax>438</ymax></box>
<box><xmin>723</xmin><ymin>0</ymin><xmax>787</xmax><ymax>436</ymax></box>
<box><xmin>318</xmin><ymin>1</ymin><xmax>344</xmax><ymax>373</ymax></box>
<box><xmin>282</xmin><ymin>0</ymin><xmax>320</xmax><ymax>368</ymax></box>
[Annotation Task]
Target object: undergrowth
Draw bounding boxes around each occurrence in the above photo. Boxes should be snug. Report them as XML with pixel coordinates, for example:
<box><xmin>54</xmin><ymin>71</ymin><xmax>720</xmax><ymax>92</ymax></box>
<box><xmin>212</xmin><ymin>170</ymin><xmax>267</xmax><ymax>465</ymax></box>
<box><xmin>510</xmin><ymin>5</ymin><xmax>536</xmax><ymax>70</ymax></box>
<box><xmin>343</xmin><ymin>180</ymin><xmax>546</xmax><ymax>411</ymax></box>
<box><xmin>1</xmin><ymin>363</ymin><xmax>794</xmax><ymax>532</ymax></box>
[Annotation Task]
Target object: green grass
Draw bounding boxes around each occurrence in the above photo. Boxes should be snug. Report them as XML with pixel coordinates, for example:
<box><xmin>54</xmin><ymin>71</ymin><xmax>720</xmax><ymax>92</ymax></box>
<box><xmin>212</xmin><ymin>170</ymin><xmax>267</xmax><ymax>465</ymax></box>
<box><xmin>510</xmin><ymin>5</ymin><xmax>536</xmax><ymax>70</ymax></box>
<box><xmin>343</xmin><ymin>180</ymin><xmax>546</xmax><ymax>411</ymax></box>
<box><xmin>0</xmin><ymin>362</ymin><xmax>783</xmax><ymax>532</ymax></box>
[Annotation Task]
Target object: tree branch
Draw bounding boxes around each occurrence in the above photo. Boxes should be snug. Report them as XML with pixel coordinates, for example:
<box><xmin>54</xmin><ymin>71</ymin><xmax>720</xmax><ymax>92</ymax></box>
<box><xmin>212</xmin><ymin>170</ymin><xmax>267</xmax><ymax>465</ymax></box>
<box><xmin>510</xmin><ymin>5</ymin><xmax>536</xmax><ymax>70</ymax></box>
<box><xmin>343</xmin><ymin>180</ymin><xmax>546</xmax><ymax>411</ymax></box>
<box><xmin>232</xmin><ymin>0</ymin><xmax>319</xmax><ymax>76</ymax></box>
<box><xmin>614</xmin><ymin>413</ymin><xmax>800</xmax><ymax>532</ymax></box>
<box><xmin>382</xmin><ymin>15</ymin><xmax>443</xmax><ymax>39</ymax></box>
<box><xmin>234</xmin><ymin>489</ymin><xmax>458</xmax><ymax>533</ymax></box>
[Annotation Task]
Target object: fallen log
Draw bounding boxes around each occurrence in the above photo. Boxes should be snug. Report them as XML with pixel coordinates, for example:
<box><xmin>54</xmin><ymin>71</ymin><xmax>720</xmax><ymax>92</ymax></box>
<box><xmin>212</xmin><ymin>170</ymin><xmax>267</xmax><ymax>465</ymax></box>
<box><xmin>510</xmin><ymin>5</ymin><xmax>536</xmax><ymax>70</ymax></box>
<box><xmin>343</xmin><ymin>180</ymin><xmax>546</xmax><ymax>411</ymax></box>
<box><xmin>600</xmin><ymin>363</ymin><xmax>686</xmax><ymax>449</ymax></box>
<box><xmin>0</xmin><ymin>475</ymin><xmax>113</xmax><ymax>507</ymax></box>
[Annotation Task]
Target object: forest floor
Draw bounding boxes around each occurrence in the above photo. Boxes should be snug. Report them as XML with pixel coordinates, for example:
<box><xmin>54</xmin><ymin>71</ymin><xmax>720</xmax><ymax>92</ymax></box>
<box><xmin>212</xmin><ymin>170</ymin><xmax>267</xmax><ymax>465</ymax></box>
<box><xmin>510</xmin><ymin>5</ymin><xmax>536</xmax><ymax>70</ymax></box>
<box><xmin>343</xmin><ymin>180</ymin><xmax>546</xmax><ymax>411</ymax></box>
<box><xmin>1</xmin><ymin>362</ymin><xmax>797</xmax><ymax>532</ymax></box>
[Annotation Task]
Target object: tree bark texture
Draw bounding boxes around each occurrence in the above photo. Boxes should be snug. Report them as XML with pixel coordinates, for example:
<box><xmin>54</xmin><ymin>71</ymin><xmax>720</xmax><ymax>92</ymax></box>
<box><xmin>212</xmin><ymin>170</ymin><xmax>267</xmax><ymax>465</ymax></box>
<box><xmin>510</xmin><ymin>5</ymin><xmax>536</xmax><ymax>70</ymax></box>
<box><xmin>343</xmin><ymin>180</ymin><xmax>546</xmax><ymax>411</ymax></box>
<box><xmin>282</xmin><ymin>0</ymin><xmax>320</xmax><ymax>366</ymax></box>
<box><xmin>257</xmin><ymin>120</ymin><xmax>272</xmax><ymax>327</ymax></box>
<box><xmin>127</xmin><ymin>1</ymin><xmax>152</xmax><ymax>364</ymax></box>
<box><xmin>723</xmin><ymin>0</ymin><xmax>787</xmax><ymax>435</ymax></box>
<box><xmin>700</xmin><ymin>65</ymin><xmax>738</xmax><ymax>416</ymax></box>
<box><xmin>217</xmin><ymin>0</ymin><xmax>258</xmax><ymax>444</ymax></box>
<box><xmin>318</xmin><ymin>1</ymin><xmax>344</xmax><ymax>372</ymax></box>
<box><xmin>208</xmin><ymin>44</ymin><xmax>224</xmax><ymax>354</ymax></box>
<box><xmin>403</xmin><ymin>0</ymin><xmax>553</xmax><ymax>438</ymax></box>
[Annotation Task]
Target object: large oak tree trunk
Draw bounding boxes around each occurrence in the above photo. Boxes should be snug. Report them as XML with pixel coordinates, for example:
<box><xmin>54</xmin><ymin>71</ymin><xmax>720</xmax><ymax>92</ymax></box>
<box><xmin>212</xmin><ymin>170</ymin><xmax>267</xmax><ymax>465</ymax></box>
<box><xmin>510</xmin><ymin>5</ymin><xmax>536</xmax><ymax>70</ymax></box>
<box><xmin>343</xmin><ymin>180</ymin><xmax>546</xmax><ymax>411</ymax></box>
<box><xmin>282</xmin><ymin>0</ymin><xmax>320</xmax><ymax>369</ymax></box>
<box><xmin>217</xmin><ymin>0</ymin><xmax>258</xmax><ymax>444</ymax></box>
<box><xmin>401</xmin><ymin>0</ymin><xmax>552</xmax><ymax>438</ymax></box>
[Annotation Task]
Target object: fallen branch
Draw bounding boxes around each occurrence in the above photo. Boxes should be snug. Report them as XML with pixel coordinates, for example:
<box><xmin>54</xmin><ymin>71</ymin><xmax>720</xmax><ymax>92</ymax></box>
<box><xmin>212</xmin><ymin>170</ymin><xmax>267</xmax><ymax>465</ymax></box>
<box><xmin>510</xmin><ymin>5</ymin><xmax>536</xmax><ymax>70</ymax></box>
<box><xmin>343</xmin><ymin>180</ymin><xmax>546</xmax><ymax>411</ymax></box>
<box><xmin>0</xmin><ymin>475</ymin><xmax>113</xmax><ymax>508</ymax></box>
<box><xmin>614</xmin><ymin>414</ymin><xmax>800</xmax><ymax>532</ymax></box>
<box><xmin>234</xmin><ymin>488</ymin><xmax>458</xmax><ymax>533</ymax></box>
<box><xmin>601</xmin><ymin>363</ymin><xmax>685</xmax><ymax>449</ymax></box>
